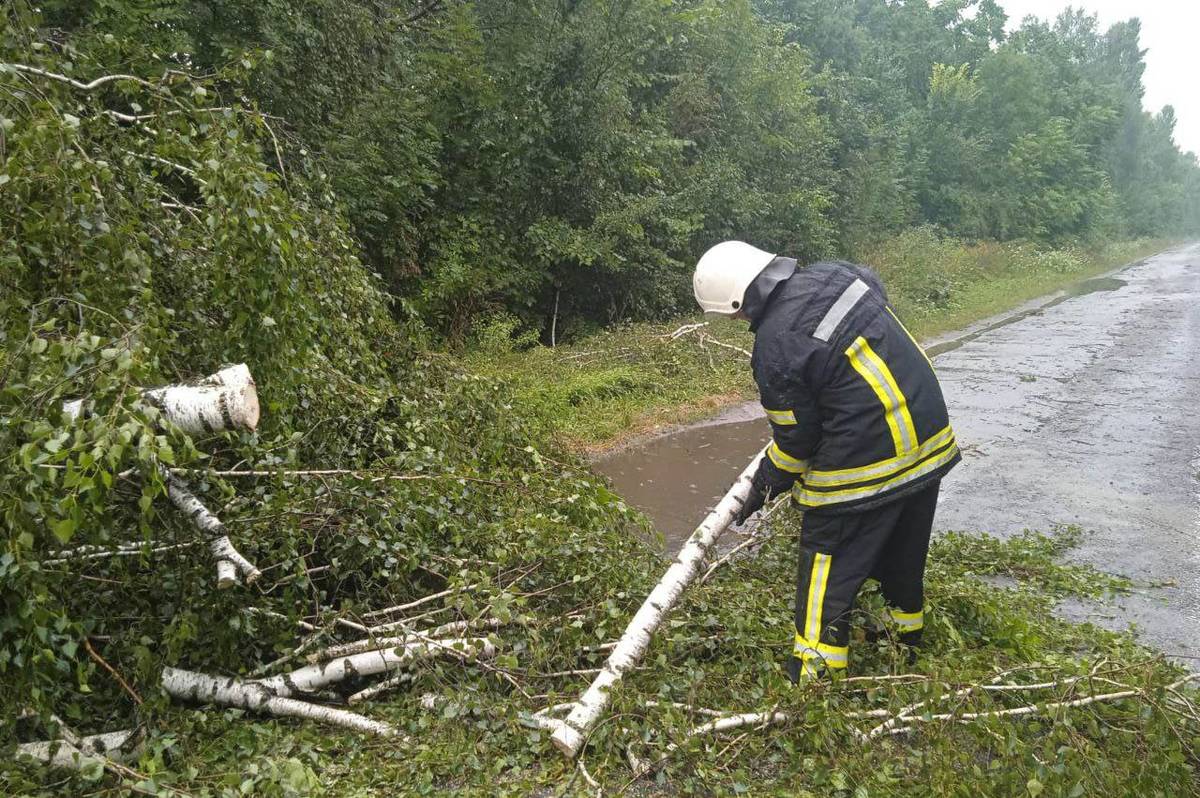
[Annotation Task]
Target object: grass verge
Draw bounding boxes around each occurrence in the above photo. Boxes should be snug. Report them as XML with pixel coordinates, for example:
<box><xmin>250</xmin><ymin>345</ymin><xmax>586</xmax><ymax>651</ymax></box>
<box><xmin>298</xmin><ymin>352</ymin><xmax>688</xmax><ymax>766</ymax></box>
<box><xmin>465</xmin><ymin>233</ymin><xmax>1173</xmax><ymax>453</ymax></box>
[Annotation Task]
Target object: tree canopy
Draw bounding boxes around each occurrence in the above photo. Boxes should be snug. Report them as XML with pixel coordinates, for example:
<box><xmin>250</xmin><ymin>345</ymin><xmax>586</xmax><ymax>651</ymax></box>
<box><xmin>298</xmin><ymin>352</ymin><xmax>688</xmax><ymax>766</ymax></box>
<box><xmin>36</xmin><ymin>0</ymin><xmax>1200</xmax><ymax>340</ymax></box>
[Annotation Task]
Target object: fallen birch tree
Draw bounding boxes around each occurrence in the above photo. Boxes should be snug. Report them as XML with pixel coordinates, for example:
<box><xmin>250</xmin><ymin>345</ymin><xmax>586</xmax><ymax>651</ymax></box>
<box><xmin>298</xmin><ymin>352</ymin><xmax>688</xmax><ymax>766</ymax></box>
<box><xmin>61</xmin><ymin>365</ymin><xmax>263</xmax><ymax>587</ymax></box>
<box><xmin>161</xmin><ymin>667</ymin><xmax>400</xmax><ymax>737</ymax></box>
<box><xmin>546</xmin><ymin>445</ymin><xmax>770</xmax><ymax>758</ymax></box>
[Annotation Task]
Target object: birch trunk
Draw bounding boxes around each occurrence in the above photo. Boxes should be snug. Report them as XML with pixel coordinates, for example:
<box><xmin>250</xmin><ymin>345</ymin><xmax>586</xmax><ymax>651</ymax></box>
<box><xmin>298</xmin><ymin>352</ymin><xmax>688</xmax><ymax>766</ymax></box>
<box><xmin>64</xmin><ymin>363</ymin><xmax>259</xmax><ymax>434</ymax></box>
<box><xmin>257</xmin><ymin>638</ymin><xmax>496</xmax><ymax>698</ymax></box>
<box><xmin>164</xmin><ymin>471</ymin><xmax>261</xmax><ymax>586</ymax></box>
<box><xmin>161</xmin><ymin>667</ymin><xmax>399</xmax><ymax>737</ymax></box>
<box><xmin>15</xmin><ymin>730</ymin><xmax>138</xmax><ymax>771</ymax></box>
<box><xmin>548</xmin><ymin>445</ymin><xmax>769</xmax><ymax>758</ymax></box>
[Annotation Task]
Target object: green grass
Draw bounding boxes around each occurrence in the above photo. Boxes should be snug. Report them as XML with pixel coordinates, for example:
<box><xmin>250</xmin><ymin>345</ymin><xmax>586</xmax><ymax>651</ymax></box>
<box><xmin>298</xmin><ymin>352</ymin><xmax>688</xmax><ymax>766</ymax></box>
<box><xmin>465</xmin><ymin>234</ymin><xmax>1172</xmax><ymax>452</ymax></box>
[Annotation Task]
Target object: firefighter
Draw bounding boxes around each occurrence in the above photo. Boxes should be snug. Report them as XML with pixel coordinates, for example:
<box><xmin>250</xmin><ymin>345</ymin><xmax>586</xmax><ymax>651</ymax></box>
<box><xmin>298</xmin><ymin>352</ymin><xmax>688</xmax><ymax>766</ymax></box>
<box><xmin>692</xmin><ymin>241</ymin><xmax>960</xmax><ymax>680</ymax></box>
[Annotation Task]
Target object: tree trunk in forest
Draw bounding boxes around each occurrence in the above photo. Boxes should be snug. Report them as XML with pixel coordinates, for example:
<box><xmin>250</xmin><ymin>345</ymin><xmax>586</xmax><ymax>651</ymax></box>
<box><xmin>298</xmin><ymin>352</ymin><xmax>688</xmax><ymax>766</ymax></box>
<box><xmin>547</xmin><ymin>445</ymin><xmax>769</xmax><ymax>758</ymax></box>
<box><xmin>550</xmin><ymin>287</ymin><xmax>560</xmax><ymax>348</ymax></box>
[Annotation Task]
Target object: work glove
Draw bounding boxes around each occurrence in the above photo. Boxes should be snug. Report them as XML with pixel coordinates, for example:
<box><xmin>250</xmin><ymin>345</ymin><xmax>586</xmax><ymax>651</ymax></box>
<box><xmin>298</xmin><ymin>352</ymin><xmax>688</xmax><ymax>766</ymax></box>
<box><xmin>733</xmin><ymin>455</ymin><xmax>797</xmax><ymax>525</ymax></box>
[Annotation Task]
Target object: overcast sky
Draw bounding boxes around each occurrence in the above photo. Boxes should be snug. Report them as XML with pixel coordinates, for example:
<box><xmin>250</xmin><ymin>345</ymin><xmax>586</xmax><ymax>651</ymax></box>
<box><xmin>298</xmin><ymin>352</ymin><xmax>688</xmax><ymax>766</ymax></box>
<box><xmin>993</xmin><ymin>0</ymin><xmax>1200</xmax><ymax>157</ymax></box>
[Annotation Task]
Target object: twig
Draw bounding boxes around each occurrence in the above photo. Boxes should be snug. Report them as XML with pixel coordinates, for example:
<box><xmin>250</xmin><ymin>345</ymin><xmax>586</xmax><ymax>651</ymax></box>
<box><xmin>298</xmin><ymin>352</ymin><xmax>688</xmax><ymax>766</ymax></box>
<box><xmin>84</xmin><ymin>638</ymin><xmax>143</xmax><ymax>705</ymax></box>
<box><xmin>3</xmin><ymin>63</ymin><xmax>158</xmax><ymax>91</ymax></box>
<box><xmin>362</xmin><ymin>584</ymin><xmax>480</xmax><ymax>620</ymax></box>
<box><xmin>44</xmin><ymin>540</ymin><xmax>198</xmax><ymax>565</ymax></box>
<box><xmin>665</xmin><ymin>322</ymin><xmax>708</xmax><ymax>340</ymax></box>
<box><xmin>347</xmin><ymin>671</ymin><xmax>416</xmax><ymax>704</ymax></box>
<box><xmin>310</xmin><ymin>618</ymin><xmax>504</xmax><ymax>662</ymax></box>
<box><xmin>885</xmin><ymin>688</ymin><xmax>1143</xmax><ymax>736</ymax></box>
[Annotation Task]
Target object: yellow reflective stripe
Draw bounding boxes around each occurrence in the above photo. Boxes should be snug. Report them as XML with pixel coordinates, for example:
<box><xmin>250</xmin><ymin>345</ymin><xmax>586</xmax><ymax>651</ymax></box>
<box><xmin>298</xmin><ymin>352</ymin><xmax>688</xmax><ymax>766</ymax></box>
<box><xmin>794</xmin><ymin>440</ymin><xmax>959</xmax><ymax>506</ymax></box>
<box><xmin>846</xmin><ymin>337</ymin><xmax>918</xmax><ymax>456</ymax></box>
<box><xmin>803</xmin><ymin>553</ymin><xmax>832</xmax><ymax>643</ymax></box>
<box><xmin>889</xmin><ymin>609</ymin><xmax>924</xmax><ymax>631</ymax></box>
<box><xmin>887</xmin><ymin>307</ymin><xmax>934</xmax><ymax>370</ymax></box>
<box><xmin>764</xmin><ymin>407</ymin><xmax>797</xmax><ymax>425</ymax></box>
<box><xmin>766</xmin><ymin>441</ymin><xmax>808</xmax><ymax>474</ymax></box>
<box><xmin>805</xmin><ymin>426</ymin><xmax>955</xmax><ymax>488</ymax></box>
<box><xmin>794</xmin><ymin>634</ymin><xmax>849</xmax><ymax>668</ymax></box>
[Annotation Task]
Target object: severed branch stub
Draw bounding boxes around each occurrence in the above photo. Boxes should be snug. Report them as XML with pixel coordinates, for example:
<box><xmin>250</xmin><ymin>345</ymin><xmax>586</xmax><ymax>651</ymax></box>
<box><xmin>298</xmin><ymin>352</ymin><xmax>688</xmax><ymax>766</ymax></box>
<box><xmin>547</xmin><ymin>445</ymin><xmax>769</xmax><ymax>758</ymax></box>
<box><xmin>161</xmin><ymin>667</ymin><xmax>400</xmax><ymax>737</ymax></box>
<box><xmin>64</xmin><ymin>363</ymin><xmax>260</xmax><ymax>435</ymax></box>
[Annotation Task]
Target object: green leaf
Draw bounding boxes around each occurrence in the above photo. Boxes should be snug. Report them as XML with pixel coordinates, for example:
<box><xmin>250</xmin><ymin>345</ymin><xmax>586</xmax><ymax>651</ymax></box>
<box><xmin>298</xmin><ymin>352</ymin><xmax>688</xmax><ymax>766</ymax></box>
<box><xmin>51</xmin><ymin>517</ymin><xmax>77</xmax><ymax>543</ymax></box>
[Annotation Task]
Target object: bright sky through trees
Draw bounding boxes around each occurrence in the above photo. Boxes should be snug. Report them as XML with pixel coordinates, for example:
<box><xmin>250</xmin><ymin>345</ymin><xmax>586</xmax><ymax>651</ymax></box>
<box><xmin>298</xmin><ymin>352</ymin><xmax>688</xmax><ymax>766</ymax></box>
<box><xmin>995</xmin><ymin>0</ymin><xmax>1200</xmax><ymax>156</ymax></box>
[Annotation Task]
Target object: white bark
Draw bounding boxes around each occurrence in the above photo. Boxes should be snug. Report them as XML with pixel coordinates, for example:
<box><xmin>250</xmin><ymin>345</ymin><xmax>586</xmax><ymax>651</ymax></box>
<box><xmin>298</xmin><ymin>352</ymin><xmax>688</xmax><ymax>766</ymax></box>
<box><xmin>161</xmin><ymin>667</ymin><xmax>399</xmax><ymax>737</ymax></box>
<box><xmin>549</xmin><ymin>446</ymin><xmax>769</xmax><ymax>758</ymax></box>
<box><xmin>679</xmin><ymin>710</ymin><xmax>792</xmax><ymax>740</ymax></box>
<box><xmin>346</xmin><ymin>671</ymin><xmax>415</xmax><ymax>704</ymax></box>
<box><xmin>215</xmin><ymin>558</ymin><xmax>238</xmax><ymax>588</ymax></box>
<box><xmin>16</xmin><ymin>730</ymin><xmax>138</xmax><ymax>771</ymax></box>
<box><xmin>256</xmin><ymin>638</ymin><xmax>496</xmax><ymax>698</ymax></box>
<box><xmin>362</xmin><ymin>584</ymin><xmax>481</xmax><ymax>622</ymax></box>
<box><xmin>142</xmin><ymin>363</ymin><xmax>260</xmax><ymax>434</ymax></box>
<box><xmin>310</xmin><ymin>618</ymin><xmax>504</xmax><ymax>662</ymax></box>
<box><xmin>44</xmin><ymin>540</ymin><xmax>197</xmax><ymax>565</ymax></box>
<box><xmin>64</xmin><ymin>363</ymin><xmax>259</xmax><ymax>434</ymax></box>
<box><xmin>884</xmin><ymin>689</ymin><xmax>1143</xmax><ymax>736</ymax></box>
<box><xmin>165</xmin><ymin>472</ymin><xmax>261</xmax><ymax>586</ymax></box>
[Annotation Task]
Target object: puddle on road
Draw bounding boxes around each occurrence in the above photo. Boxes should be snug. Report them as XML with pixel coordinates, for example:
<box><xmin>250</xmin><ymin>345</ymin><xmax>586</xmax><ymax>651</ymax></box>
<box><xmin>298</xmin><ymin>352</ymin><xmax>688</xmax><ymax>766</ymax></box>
<box><xmin>1062</xmin><ymin>276</ymin><xmax>1127</xmax><ymax>298</ymax></box>
<box><xmin>926</xmin><ymin>277</ymin><xmax>1127</xmax><ymax>357</ymax></box>
<box><xmin>595</xmin><ymin>416</ymin><xmax>770</xmax><ymax>550</ymax></box>
<box><xmin>595</xmin><ymin>272</ymin><xmax>1130</xmax><ymax>549</ymax></box>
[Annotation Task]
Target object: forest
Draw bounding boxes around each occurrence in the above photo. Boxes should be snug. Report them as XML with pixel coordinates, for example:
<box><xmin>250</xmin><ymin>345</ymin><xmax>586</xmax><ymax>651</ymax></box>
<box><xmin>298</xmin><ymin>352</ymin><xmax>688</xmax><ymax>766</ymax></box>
<box><xmin>3</xmin><ymin>1</ymin><xmax>1200</xmax><ymax>795</ymax></box>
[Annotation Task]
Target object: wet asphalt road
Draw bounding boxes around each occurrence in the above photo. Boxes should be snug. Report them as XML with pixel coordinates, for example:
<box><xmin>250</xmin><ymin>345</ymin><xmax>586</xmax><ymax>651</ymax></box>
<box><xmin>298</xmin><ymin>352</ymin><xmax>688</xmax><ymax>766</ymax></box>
<box><xmin>598</xmin><ymin>244</ymin><xmax>1200</xmax><ymax>661</ymax></box>
<box><xmin>933</xmin><ymin>243</ymin><xmax>1200</xmax><ymax>661</ymax></box>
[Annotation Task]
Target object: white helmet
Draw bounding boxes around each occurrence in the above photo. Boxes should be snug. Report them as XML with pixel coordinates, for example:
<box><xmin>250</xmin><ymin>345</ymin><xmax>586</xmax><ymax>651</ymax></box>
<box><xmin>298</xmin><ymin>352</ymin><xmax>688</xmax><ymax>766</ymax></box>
<box><xmin>693</xmin><ymin>241</ymin><xmax>777</xmax><ymax>315</ymax></box>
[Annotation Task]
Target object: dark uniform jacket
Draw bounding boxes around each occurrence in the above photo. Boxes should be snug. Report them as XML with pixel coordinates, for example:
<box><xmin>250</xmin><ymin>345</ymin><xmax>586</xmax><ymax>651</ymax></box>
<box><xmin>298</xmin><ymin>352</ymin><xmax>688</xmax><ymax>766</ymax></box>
<box><xmin>744</xmin><ymin>258</ymin><xmax>959</xmax><ymax>514</ymax></box>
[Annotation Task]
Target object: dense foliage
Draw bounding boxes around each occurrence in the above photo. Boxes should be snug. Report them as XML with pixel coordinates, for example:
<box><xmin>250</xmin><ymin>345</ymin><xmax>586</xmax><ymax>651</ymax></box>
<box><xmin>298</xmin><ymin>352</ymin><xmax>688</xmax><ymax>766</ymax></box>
<box><xmin>39</xmin><ymin>0</ymin><xmax>1200</xmax><ymax>340</ymax></box>
<box><xmin>0</xmin><ymin>0</ymin><xmax>645</xmax><ymax>763</ymax></box>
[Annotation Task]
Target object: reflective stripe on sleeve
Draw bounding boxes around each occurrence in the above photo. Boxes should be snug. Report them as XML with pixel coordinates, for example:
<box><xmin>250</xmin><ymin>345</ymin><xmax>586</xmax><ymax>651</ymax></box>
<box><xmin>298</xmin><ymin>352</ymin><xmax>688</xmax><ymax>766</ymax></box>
<box><xmin>764</xmin><ymin>407</ymin><xmax>797</xmax><ymax>426</ymax></box>
<box><xmin>813</xmin><ymin>279</ymin><xmax>870</xmax><ymax>342</ymax></box>
<box><xmin>889</xmin><ymin>608</ymin><xmax>924</xmax><ymax>631</ymax></box>
<box><xmin>766</xmin><ymin>440</ymin><xmax>808</xmax><ymax>474</ymax></box>
<box><xmin>846</xmin><ymin>337</ymin><xmax>918</xmax><ymax>456</ymax></box>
